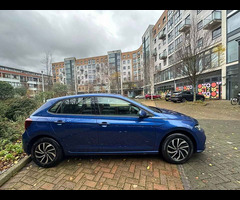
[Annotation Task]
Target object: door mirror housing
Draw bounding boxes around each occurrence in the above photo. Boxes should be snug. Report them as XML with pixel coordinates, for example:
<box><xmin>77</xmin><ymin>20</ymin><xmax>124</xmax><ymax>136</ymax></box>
<box><xmin>139</xmin><ymin>109</ymin><xmax>147</xmax><ymax>118</ymax></box>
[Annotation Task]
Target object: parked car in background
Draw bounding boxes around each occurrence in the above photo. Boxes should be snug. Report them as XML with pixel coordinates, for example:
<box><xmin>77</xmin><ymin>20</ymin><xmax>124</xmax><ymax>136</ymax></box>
<box><xmin>145</xmin><ymin>94</ymin><xmax>161</xmax><ymax>99</ymax></box>
<box><xmin>165</xmin><ymin>93</ymin><xmax>171</xmax><ymax>101</ymax></box>
<box><xmin>22</xmin><ymin>93</ymin><xmax>206</xmax><ymax>168</ymax></box>
<box><xmin>135</xmin><ymin>95</ymin><xmax>145</xmax><ymax>99</ymax></box>
<box><xmin>171</xmin><ymin>91</ymin><xmax>205</xmax><ymax>103</ymax></box>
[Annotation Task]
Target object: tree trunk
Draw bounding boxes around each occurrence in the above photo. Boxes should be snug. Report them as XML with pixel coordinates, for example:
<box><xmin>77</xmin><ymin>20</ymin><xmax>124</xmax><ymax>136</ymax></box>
<box><xmin>193</xmin><ymin>85</ymin><xmax>196</xmax><ymax>102</ymax></box>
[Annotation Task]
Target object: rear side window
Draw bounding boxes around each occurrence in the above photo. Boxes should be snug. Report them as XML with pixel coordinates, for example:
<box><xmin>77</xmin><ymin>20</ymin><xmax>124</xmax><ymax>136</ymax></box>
<box><xmin>95</xmin><ymin>97</ymin><xmax>140</xmax><ymax>116</ymax></box>
<box><xmin>49</xmin><ymin>101</ymin><xmax>62</xmax><ymax>113</ymax></box>
<box><xmin>49</xmin><ymin>97</ymin><xmax>95</xmax><ymax>115</ymax></box>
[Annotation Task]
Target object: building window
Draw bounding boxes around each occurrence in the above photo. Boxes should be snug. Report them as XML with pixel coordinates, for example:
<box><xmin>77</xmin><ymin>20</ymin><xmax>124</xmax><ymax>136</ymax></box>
<box><xmin>227</xmin><ymin>40</ymin><xmax>238</xmax><ymax>63</ymax></box>
<box><xmin>163</xmin><ymin>16</ymin><xmax>166</xmax><ymax>23</ymax></box>
<box><xmin>174</xmin><ymin>10</ymin><xmax>182</xmax><ymax>24</ymax></box>
<box><xmin>227</xmin><ymin>11</ymin><xmax>240</xmax><ymax>33</ymax></box>
<box><xmin>197</xmin><ymin>20</ymin><xmax>203</xmax><ymax>31</ymax></box>
<box><xmin>175</xmin><ymin>35</ymin><xmax>182</xmax><ymax>50</ymax></box>
<box><xmin>211</xmin><ymin>51</ymin><xmax>219</xmax><ymax>68</ymax></box>
<box><xmin>168</xmin><ymin>16</ymin><xmax>174</xmax><ymax>31</ymax></box>
<box><xmin>168</xmin><ymin>30</ymin><xmax>174</xmax><ymax>43</ymax></box>
<box><xmin>168</xmin><ymin>42</ymin><xmax>175</xmax><ymax>55</ymax></box>
<box><xmin>197</xmin><ymin>38</ymin><xmax>203</xmax><ymax>48</ymax></box>
<box><xmin>212</xmin><ymin>26</ymin><xmax>221</xmax><ymax>40</ymax></box>
<box><xmin>163</xmin><ymin>38</ymin><xmax>166</xmax><ymax>45</ymax></box>
<box><xmin>175</xmin><ymin>23</ymin><xmax>181</xmax><ymax>37</ymax></box>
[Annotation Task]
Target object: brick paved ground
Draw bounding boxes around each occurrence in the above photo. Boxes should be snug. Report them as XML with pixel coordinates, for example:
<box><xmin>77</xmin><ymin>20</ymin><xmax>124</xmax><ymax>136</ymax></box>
<box><xmin>0</xmin><ymin>154</ymin><xmax>183</xmax><ymax>190</ymax></box>
<box><xmin>154</xmin><ymin>99</ymin><xmax>240</xmax><ymax>190</ymax></box>
<box><xmin>1</xmin><ymin>99</ymin><xmax>239</xmax><ymax>190</ymax></box>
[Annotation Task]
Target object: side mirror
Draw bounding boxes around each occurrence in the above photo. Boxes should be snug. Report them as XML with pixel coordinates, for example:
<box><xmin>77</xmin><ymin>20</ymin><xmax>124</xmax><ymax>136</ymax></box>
<box><xmin>139</xmin><ymin>109</ymin><xmax>147</xmax><ymax>118</ymax></box>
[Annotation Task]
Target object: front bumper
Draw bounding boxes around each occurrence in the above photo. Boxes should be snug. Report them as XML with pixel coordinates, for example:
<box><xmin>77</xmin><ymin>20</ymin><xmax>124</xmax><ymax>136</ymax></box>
<box><xmin>171</xmin><ymin>97</ymin><xmax>182</xmax><ymax>101</ymax></box>
<box><xmin>195</xmin><ymin>128</ymin><xmax>206</xmax><ymax>153</ymax></box>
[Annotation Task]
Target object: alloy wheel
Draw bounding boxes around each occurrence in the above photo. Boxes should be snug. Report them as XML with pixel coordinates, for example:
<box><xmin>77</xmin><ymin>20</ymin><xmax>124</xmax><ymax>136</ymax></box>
<box><xmin>167</xmin><ymin>138</ymin><xmax>190</xmax><ymax>162</ymax></box>
<box><xmin>34</xmin><ymin>142</ymin><xmax>57</xmax><ymax>165</ymax></box>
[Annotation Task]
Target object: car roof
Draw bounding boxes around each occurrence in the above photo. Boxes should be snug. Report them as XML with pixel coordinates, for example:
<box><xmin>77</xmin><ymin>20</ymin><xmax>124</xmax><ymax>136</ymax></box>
<box><xmin>48</xmin><ymin>93</ymin><xmax>123</xmax><ymax>101</ymax></box>
<box><xmin>32</xmin><ymin>93</ymin><xmax>157</xmax><ymax>117</ymax></box>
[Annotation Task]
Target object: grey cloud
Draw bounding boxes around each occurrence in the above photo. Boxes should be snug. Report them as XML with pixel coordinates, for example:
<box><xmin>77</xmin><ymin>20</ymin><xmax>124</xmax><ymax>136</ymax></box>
<box><xmin>0</xmin><ymin>10</ymin><xmax>163</xmax><ymax>72</ymax></box>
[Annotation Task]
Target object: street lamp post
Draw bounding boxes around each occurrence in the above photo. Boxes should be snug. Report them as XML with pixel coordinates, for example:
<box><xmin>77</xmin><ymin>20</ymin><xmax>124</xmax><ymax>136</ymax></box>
<box><xmin>41</xmin><ymin>70</ymin><xmax>45</xmax><ymax>103</ymax></box>
<box><xmin>120</xmin><ymin>57</ymin><xmax>123</xmax><ymax>96</ymax></box>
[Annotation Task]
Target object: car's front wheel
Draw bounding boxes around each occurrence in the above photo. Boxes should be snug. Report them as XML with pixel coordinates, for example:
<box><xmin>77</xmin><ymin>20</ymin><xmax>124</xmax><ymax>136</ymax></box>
<box><xmin>31</xmin><ymin>137</ymin><xmax>63</xmax><ymax>168</ymax></box>
<box><xmin>161</xmin><ymin>133</ymin><xmax>194</xmax><ymax>164</ymax></box>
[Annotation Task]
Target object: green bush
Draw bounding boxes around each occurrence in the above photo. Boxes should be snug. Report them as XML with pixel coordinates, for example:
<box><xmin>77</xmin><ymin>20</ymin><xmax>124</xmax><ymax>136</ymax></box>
<box><xmin>5</xmin><ymin>97</ymin><xmax>38</xmax><ymax>121</ymax></box>
<box><xmin>14</xmin><ymin>87</ymin><xmax>27</xmax><ymax>97</ymax></box>
<box><xmin>34</xmin><ymin>91</ymin><xmax>55</xmax><ymax>103</ymax></box>
<box><xmin>0</xmin><ymin>118</ymin><xmax>23</xmax><ymax>149</ymax></box>
<box><xmin>0</xmin><ymin>81</ymin><xmax>14</xmax><ymax>100</ymax></box>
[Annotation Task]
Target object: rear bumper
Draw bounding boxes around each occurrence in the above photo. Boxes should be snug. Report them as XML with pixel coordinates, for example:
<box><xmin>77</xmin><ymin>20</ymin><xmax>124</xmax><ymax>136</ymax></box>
<box><xmin>22</xmin><ymin>131</ymin><xmax>31</xmax><ymax>155</ymax></box>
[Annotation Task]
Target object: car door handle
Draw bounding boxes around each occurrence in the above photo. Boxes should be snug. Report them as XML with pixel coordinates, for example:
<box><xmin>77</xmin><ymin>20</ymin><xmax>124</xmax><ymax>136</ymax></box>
<box><xmin>98</xmin><ymin>122</ymin><xmax>108</xmax><ymax>127</ymax></box>
<box><xmin>54</xmin><ymin>120</ymin><xmax>65</xmax><ymax>124</ymax></box>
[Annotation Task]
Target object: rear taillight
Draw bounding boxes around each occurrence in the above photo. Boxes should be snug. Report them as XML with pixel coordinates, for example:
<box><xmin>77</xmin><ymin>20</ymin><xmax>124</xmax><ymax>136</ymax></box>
<box><xmin>25</xmin><ymin>118</ymin><xmax>32</xmax><ymax>130</ymax></box>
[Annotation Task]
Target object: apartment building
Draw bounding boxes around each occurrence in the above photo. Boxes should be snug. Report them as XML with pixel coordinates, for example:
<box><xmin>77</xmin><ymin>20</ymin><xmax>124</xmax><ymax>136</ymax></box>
<box><xmin>223</xmin><ymin>10</ymin><xmax>240</xmax><ymax>100</ymax></box>
<box><xmin>52</xmin><ymin>10</ymin><xmax>239</xmax><ymax>100</ymax></box>
<box><xmin>150</xmin><ymin>10</ymin><xmax>223</xmax><ymax>99</ymax></box>
<box><xmin>52</xmin><ymin>47</ymin><xmax>144</xmax><ymax>96</ymax></box>
<box><xmin>0</xmin><ymin>65</ymin><xmax>50</xmax><ymax>97</ymax></box>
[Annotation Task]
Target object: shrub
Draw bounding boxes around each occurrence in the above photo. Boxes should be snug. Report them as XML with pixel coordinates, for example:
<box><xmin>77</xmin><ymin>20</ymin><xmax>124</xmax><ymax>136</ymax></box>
<box><xmin>0</xmin><ymin>81</ymin><xmax>14</xmax><ymax>100</ymax></box>
<box><xmin>0</xmin><ymin>118</ymin><xmax>23</xmax><ymax>149</ymax></box>
<box><xmin>14</xmin><ymin>87</ymin><xmax>27</xmax><ymax>97</ymax></box>
<box><xmin>5</xmin><ymin>97</ymin><xmax>38</xmax><ymax>121</ymax></box>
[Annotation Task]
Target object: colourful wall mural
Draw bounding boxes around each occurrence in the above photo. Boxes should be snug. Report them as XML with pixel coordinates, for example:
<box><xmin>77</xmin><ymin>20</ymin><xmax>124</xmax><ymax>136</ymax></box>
<box><xmin>176</xmin><ymin>82</ymin><xmax>222</xmax><ymax>99</ymax></box>
<box><xmin>197</xmin><ymin>81</ymin><xmax>222</xmax><ymax>99</ymax></box>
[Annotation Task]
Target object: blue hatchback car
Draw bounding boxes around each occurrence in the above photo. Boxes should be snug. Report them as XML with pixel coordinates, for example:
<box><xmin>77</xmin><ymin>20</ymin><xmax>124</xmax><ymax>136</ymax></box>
<box><xmin>22</xmin><ymin>93</ymin><xmax>206</xmax><ymax>168</ymax></box>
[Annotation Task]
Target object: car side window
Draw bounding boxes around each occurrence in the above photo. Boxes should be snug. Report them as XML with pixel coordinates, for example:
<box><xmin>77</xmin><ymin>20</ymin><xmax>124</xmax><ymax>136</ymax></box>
<box><xmin>49</xmin><ymin>97</ymin><xmax>95</xmax><ymax>115</ymax></box>
<box><xmin>95</xmin><ymin>97</ymin><xmax>140</xmax><ymax>116</ymax></box>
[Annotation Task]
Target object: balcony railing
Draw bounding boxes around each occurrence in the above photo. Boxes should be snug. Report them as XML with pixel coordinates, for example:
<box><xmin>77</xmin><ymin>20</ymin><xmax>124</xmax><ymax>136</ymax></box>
<box><xmin>159</xmin><ymin>52</ymin><xmax>167</xmax><ymax>60</ymax></box>
<box><xmin>179</xmin><ymin>18</ymin><xmax>191</xmax><ymax>32</ymax></box>
<box><xmin>203</xmin><ymin>10</ymin><xmax>222</xmax><ymax>30</ymax></box>
<box><xmin>158</xmin><ymin>31</ymin><xmax>166</xmax><ymax>40</ymax></box>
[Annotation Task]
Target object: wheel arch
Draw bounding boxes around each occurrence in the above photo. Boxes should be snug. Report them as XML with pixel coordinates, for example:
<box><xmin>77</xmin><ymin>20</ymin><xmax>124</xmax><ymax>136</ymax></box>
<box><xmin>26</xmin><ymin>134</ymin><xmax>65</xmax><ymax>155</ymax></box>
<box><xmin>158</xmin><ymin>129</ymin><xmax>197</xmax><ymax>153</ymax></box>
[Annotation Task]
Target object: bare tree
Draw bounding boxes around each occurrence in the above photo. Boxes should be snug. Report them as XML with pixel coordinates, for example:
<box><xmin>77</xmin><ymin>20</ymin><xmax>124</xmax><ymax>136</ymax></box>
<box><xmin>175</xmin><ymin>15</ymin><xmax>223</xmax><ymax>101</ymax></box>
<box><xmin>41</xmin><ymin>50</ymin><xmax>53</xmax><ymax>91</ymax></box>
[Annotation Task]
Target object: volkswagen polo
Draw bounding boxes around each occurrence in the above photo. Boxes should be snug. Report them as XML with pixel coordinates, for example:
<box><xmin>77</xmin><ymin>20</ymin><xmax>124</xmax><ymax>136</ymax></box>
<box><xmin>22</xmin><ymin>93</ymin><xmax>206</xmax><ymax>168</ymax></box>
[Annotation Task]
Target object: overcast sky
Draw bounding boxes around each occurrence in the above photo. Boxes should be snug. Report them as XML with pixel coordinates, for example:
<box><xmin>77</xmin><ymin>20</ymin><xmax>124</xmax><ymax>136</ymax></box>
<box><xmin>0</xmin><ymin>10</ymin><xmax>163</xmax><ymax>73</ymax></box>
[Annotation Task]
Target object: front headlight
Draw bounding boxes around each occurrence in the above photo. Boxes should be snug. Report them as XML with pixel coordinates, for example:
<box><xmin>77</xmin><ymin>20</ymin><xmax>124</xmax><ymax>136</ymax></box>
<box><xmin>194</xmin><ymin>124</ymin><xmax>201</xmax><ymax>131</ymax></box>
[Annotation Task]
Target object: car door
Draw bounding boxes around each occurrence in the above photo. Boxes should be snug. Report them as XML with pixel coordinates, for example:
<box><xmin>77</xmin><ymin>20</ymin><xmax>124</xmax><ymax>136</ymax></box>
<box><xmin>183</xmin><ymin>91</ymin><xmax>193</xmax><ymax>101</ymax></box>
<box><xmin>49</xmin><ymin>96</ymin><xmax>99</xmax><ymax>153</ymax></box>
<box><xmin>94</xmin><ymin>96</ymin><xmax>158</xmax><ymax>152</ymax></box>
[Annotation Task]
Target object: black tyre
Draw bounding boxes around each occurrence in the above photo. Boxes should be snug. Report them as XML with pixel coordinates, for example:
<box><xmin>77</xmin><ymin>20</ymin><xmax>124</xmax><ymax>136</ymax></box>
<box><xmin>31</xmin><ymin>137</ymin><xmax>63</xmax><ymax>168</ymax></box>
<box><xmin>182</xmin><ymin>98</ymin><xmax>186</xmax><ymax>102</ymax></box>
<box><xmin>231</xmin><ymin>98</ymin><xmax>238</xmax><ymax>105</ymax></box>
<box><xmin>161</xmin><ymin>133</ymin><xmax>194</xmax><ymax>164</ymax></box>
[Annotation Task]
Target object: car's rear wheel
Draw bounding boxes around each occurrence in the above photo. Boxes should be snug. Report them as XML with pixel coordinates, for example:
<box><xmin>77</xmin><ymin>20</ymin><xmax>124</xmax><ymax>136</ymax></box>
<box><xmin>161</xmin><ymin>133</ymin><xmax>194</xmax><ymax>164</ymax></box>
<box><xmin>31</xmin><ymin>137</ymin><xmax>63</xmax><ymax>168</ymax></box>
<box><xmin>182</xmin><ymin>98</ymin><xmax>186</xmax><ymax>102</ymax></box>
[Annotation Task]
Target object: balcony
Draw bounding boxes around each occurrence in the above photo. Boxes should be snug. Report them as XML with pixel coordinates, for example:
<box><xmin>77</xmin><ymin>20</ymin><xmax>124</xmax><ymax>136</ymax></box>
<box><xmin>158</xmin><ymin>31</ymin><xmax>166</xmax><ymax>40</ymax></box>
<box><xmin>203</xmin><ymin>10</ymin><xmax>221</xmax><ymax>30</ymax></box>
<box><xmin>159</xmin><ymin>52</ymin><xmax>167</xmax><ymax>60</ymax></box>
<box><xmin>179</xmin><ymin>18</ymin><xmax>191</xmax><ymax>33</ymax></box>
<box><xmin>152</xmin><ymin>49</ymin><xmax>157</xmax><ymax>57</ymax></box>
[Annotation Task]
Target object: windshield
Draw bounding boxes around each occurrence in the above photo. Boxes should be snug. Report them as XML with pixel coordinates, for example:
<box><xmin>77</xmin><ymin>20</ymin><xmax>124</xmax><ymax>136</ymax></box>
<box><xmin>126</xmin><ymin>97</ymin><xmax>162</xmax><ymax>113</ymax></box>
<box><xmin>147</xmin><ymin>106</ymin><xmax>162</xmax><ymax>113</ymax></box>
